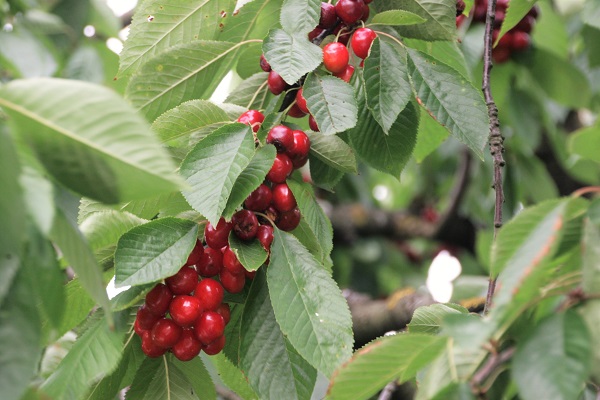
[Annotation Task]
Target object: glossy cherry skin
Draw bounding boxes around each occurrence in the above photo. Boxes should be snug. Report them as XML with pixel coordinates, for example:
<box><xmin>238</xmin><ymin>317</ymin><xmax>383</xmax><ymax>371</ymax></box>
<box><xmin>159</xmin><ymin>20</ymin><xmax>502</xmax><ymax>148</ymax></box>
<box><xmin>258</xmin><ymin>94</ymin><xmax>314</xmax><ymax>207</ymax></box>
<box><xmin>195</xmin><ymin>311</ymin><xmax>225</xmax><ymax>345</ymax></box>
<box><xmin>203</xmin><ymin>335</ymin><xmax>226</xmax><ymax>355</ymax></box>
<box><xmin>308</xmin><ymin>115</ymin><xmax>319</xmax><ymax>131</ymax></box>
<box><xmin>335</xmin><ymin>0</ymin><xmax>364</xmax><ymax>25</ymax></box>
<box><xmin>295</xmin><ymin>89</ymin><xmax>309</xmax><ymax>114</ymax></box>
<box><xmin>172</xmin><ymin>329</ymin><xmax>203</xmax><ymax>361</ymax></box>
<box><xmin>276</xmin><ymin>207</ymin><xmax>302</xmax><ymax>231</ymax></box>
<box><xmin>232</xmin><ymin>209</ymin><xmax>259</xmax><ymax>240</ymax></box>
<box><xmin>223</xmin><ymin>246</ymin><xmax>246</xmax><ymax>275</ymax></box>
<box><xmin>289</xmin><ymin>130</ymin><xmax>311</xmax><ymax>169</ymax></box>
<box><xmin>216</xmin><ymin>303</ymin><xmax>231</xmax><ymax>325</ymax></box>
<box><xmin>145</xmin><ymin>284</ymin><xmax>173</xmax><ymax>316</ymax></box>
<box><xmin>151</xmin><ymin>318</ymin><xmax>182</xmax><ymax>349</ymax></box>
<box><xmin>287</xmin><ymin>103</ymin><xmax>307</xmax><ymax>118</ymax></box>
<box><xmin>219</xmin><ymin>268</ymin><xmax>246</xmax><ymax>293</ymax></box>
<box><xmin>257</xmin><ymin>224</ymin><xmax>274</xmax><ymax>251</ymax></box>
<box><xmin>141</xmin><ymin>330</ymin><xmax>167</xmax><ymax>357</ymax></box>
<box><xmin>272</xmin><ymin>183</ymin><xmax>297</xmax><ymax>212</ymax></box>
<box><xmin>204</xmin><ymin>218</ymin><xmax>233</xmax><ymax>249</ymax></box>
<box><xmin>194</xmin><ymin>278</ymin><xmax>224</xmax><ymax>311</ymax></box>
<box><xmin>323</xmin><ymin>42</ymin><xmax>350</xmax><ymax>74</ymax></box>
<box><xmin>185</xmin><ymin>239</ymin><xmax>204</xmax><ymax>266</ymax></box>
<box><xmin>266</xmin><ymin>153</ymin><xmax>293</xmax><ymax>183</ymax></box>
<box><xmin>136</xmin><ymin>305</ymin><xmax>161</xmax><ymax>331</ymax></box>
<box><xmin>319</xmin><ymin>2</ymin><xmax>338</xmax><ymax>28</ymax></box>
<box><xmin>268</xmin><ymin>70</ymin><xmax>288</xmax><ymax>95</ymax></box>
<box><xmin>266</xmin><ymin>125</ymin><xmax>294</xmax><ymax>153</ymax></box>
<box><xmin>237</xmin><ymin>110</ymin><xmax>265</xmax><ymax>133</ymax></box>
<box><xmin>259</xmin><ymin>54</ymin><xmax>271</xmax><ymax>72</ymax></box>
<box><xmin>197</xmin><ymin>247</ymin><xmax>224</xmax><ymax>277</ymax></box>
<box><xmin>351</xmin><ymin>28</ymin><xmax>377</xmax><ymax>59</ymax></box>
<box><xmin>244</xmin><ymin>183</ymin><xmax>272</xmax><ymax>212</ymax></box>
<box><xmin>165</xmin><ymin>266</ymin><xmax>198</xmax><ymax>295</ymax></box>
<box><xmin>169</xmin><ymin>295</ymin><xmax>203</xmax><ymax>327</ymax></box>
<box><xmin>333</xmin><ymin>64</ymin><xmax>355</xmax><ymax>82</ymax></box>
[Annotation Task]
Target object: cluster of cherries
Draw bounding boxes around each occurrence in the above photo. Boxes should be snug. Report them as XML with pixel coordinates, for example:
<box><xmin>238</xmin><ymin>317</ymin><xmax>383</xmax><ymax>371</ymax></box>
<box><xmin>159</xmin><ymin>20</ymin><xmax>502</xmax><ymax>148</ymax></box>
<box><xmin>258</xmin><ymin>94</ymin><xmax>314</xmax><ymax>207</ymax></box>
<box><xmin>457</xmin><ymin>0</ymin><xmax>539</xmax><ymax>63</ymax></box>
<box><xmin>237</xmin><ymin>109</ymin><xmax>311</xmax><ymax>232</ymax></box>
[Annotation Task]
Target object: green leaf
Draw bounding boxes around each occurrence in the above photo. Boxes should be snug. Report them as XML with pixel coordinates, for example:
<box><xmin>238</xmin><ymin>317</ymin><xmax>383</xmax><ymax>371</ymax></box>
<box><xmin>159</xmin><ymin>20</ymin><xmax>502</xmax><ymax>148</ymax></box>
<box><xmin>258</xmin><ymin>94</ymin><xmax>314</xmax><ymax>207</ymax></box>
<box><xmin>569</xmin><ymin>125</ymin><xmax>600</xmax><ymax>164</ymax></box>
<box><xmin>172</xmin><ymin>357</ymin><xmax>217</xmax><ymax>400</ymax></box>
<box><xmin>370</xmin><ymin>10</ymin><xmax>427</xmax><ymax>25</ymax></box>
<box><xmin>306</xmin><ymin>131</ymin><xmax>357</xmax><ymax>173</ymax></box>
<box><xmin>512</xmin><ymin>311</ymin><xmax>591</xmax><ymax>400</ymax></box>
<box><xmin>229</xmin><ymin>233</ymin><xmax>268</xmax><ymax>272</ymax></box>
<box><xmin>210</xmin><ymin>353</ymin><xmax>259</xmax><ymax>400</ymax></box>
<box><xmin>222</xmin><ymin>144</ymin><xmax>277</xmax><ymax>219</ymax></box>
<box><xmin>303</xmin><ymin>73</ymin><xmax>358</xmax><ymax>136</ymax></box>
<box><xmin>110</xmin><ymin>284</ymin><xmax>154</xmax><ymax>311</ymax></box>
<box><xmin>407</xmin><ymin>303</ymin><xmax>468</xmax><ymax>334</ymax></box>
<box><xmin>41</xmin><ymin>315</ymin><xmax>125</xmax><ymax>400</ymax></box>
<box><xmin>225</xmin><ymin>72</ymin><xmax>274</xmax><ymax>110</ymax></box>
<box><xmin>55</xmin><ymin>279</ymin><xmax>96</xmax><ymax>339</ymax></box>
<box><xmin>407</xmin><ymin>49</ymin><xmax>488</xmax><ymax>158</ymax></box>
<box><xmin>19</xmin><ymin>164</ymin><xmax>55</xmax><ymax>236</ymax></box>
<box><xmin>404</xmin><ymin>38</ymin><xmax>471</xmax><ymax>81</ymax></box>
<box><xmin>582</xmin><ymin>216</ymin><xmax>600</xmax><ymax>295</ymax></box>
<box><xmin>240</xmin><ymin>270</ymin><xmax>317</xmax><ymax>399</ymax></box>
<box><xmin>327</xmin><ymin>334</ymin><xmax>447</xmax><ymax>400</ymax></box>
<box><xmin>152</xmin><ymin>100</ymin><xmax>231</xmax><ymax>148</ymax></box>
<box><xmin>0</xmin><ymin>78</ymin><xmax>182</xmax><ymax>204</ymax></box>
<box><xmin>579</xmin><ymin>299</ymin><xmax>600</xmax><ymax>384</ymax></box>
<box><xmin>114</xmin><ymin>217</ymin><xmax>199</xmax><ymax>287</ymax></box>
<box><xmin>497</xmin><ymin>0</ymin><xmax>538</xmax><ymax>43</ymax></box>
<box><xmin>126</xmin><ymin>40</ymin><xmax>240</xmax><ymax>122</ymax></box>
<box><xmin>582</xmin><ymin>0</ymin><xmax>600</xmax><ymax>30</ymax></box>
<box><xmin>308</xmin><ymin>155</ymin><xmax>345</xmax><ymax>190</ymax></box>
<box><xmin>413</xmin><ymin>109</ymin><xmax>449</xmax><ymax>162</ymax></box>
<box><xmin>217</xmin><ymin>0</ymin><xmax>283</xmax><ymax>43</ymax></box>
<box><xmin>263</xmin><ymin>29</ymin><xmax>322</xmax><ymax>85</ymax></box>
<box><xmin>268</xmin><ymin>230</ymin><xmax>353</xmax><ymax>376</ymax></box>
<box><xmin>281</xmin><ymin>0</ymin><xmax>321</xmax><ymax>35</ymax></box>
<box><xmin>180</xmin><ymin>123</ymin><xmax>255</xmax><ymax>225</ymax></box>
<box><xmin>118</xmin><ymin>0</ymin><xmax>235</xmax><ymax>77</ymax></box>
<box><xmin>364</xmin><ymin>38</ymin><xmax>411</xmax><ymax>134</ymax></box>
<box><xmin>0</xmin><ymin>26</ymin><xmax>58</xmax><ymax>78</ymax></box>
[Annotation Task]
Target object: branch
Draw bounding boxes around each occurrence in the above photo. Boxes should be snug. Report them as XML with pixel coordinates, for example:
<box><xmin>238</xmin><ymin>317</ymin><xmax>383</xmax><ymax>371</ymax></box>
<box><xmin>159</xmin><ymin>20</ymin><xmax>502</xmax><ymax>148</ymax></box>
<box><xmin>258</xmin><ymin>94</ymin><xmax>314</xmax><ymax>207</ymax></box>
<box><xmin>378</xmin><ymin>381</ymin><xmax>397</xmax><ymax>400</ymax></box>
<box><xmin>216</xmin><ymin>385</ymin><xmax>243</xmax><ymax>400</ymax></box>
<box><xmin>470</xmin><ymin>347</ymin><xmax>515</xmax><ymax>395</ymax></box>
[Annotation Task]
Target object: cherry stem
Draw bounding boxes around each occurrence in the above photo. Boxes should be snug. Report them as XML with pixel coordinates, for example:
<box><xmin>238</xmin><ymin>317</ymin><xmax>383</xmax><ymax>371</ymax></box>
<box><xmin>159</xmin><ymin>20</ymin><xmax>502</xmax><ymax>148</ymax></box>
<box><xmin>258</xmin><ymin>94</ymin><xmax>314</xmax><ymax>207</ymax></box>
<box><xmin>255</xmin><ymin>212</ymin><xmax>276</xmax><ymax>228</ymax></box>
<box><xmin>571</xmin><ymin>186</ymin><xmax>600</xmax><ymax>198</ymax></box>
<box><xmin>372</xmin><ymin>30</ymin><xmax>405</xmax><ymax>48</ymax></box>
<box><xmin>247</xmin><ymin>79</ymin><xmax>269</xmax><ymax>110</ymax></box>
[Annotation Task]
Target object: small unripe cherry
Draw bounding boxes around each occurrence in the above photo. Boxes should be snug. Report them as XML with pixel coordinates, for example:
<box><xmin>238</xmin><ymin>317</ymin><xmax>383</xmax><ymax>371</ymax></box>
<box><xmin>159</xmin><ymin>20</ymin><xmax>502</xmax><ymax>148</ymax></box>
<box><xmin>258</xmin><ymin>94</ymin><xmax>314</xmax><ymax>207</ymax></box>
<box><xmin>333</xmin><ymin>64</ymin><xmax>355</xmax><ymax>82</ymax></box>
<box><xmin>223</xmin><ymin>246</ymin><xmax>245</xmax><ymax>275</ymax></box>
<box><xmin>323</xmin><ymin>42</ymin><xmax>350</xmax><ymax>74</ymax></box>
<box><xmin>276</xmin><ymin>207</ymin><xmax>302</xmax><ymax>231</ymax></box>
<box><xmin>295</xmin><ymin>88</ymin><xmax>309</xmax><ymax>114</ymax></box>
<box><xmin>194</xmin><ymin>278</ymin><xmax>224</xmax><ymax>311</ymax></box>
<box><xmin>268</xmin><ymin>70</ymin><xmax>288</xmax><ymax>95</ymax></box>
<box><xmin>319</xmin><ymin>2</ymin><xmax>338</xmax><ymax>28</ymax></box>
<box><xmin>165</xmin><ymin>266</ymin><xmax>198</xmax><ymax>295</ymax></box>
<box><xmin>172</xmin><ymin>329</ymin><xmax>203</xmax><ymax>361</ymax></box>
<box><xmin>259</xmin><ymin>54</ymin><xmax>271</xmax><ymax>72</ymax></box>
<box><xmin>237</xmin><ymin>110</ymin><xmax>265</xmax><ymax>133</ymax></box>
<box><xmin>266</xmin><ymin>153</ymin><xmax>293</xmax><ymax>183</ymax></box>
<box><xmin>266</xmin><ymin>125</ymin><xmax>294</xmax><ymax>153</ymax></box>
<box><xmin>169</xmin><ymin>295</ymin><xmax>202</xmax><ymax>327</ymax></box>
<box><xmin>272</xmin><ymin>183</ymin><xmax>297</xmax><ymax>212</ymax></box>
<box><xmin>195</xmin><ymin>311</ymin><xmax>225</xmax><ymax>345</ymax></box>
<box><xmin>351</xmin><ymin>28</ymin><xmax>377</xmax><ymax>59</ymax></box>
<box><xmin>219</xmin><ymin>268</ymin><xmax>246</xmax><ymax>293</ymax></box>
<box><xmin>335</xmin><ymin>0</ymin><xmax>364</xmax><ymax>25</ymax></box>
<box><xmin>197</xmin><ymin>247</ymin><xmax>224</xmax><ymax>277</ymax></box>
<box><xmin>204</xmin><ymin>218</ymin><xmax>233</xmax><ymax>249</ymax></box>
<box><xmin>257</xmin><ymin>224</ymin><xmax>274</xmax><ymax>251</ymax></box>
<box><xmin>151</xmin><ymin>318</ymin><xmax>182</xmax><ymax>349</ymax></box>
<box><xmin>204</xmin><ymin>335</ymin><xmax>226</xmax><ymax>355</ymax></box>
<box><xmin>244</xmin><ymin>183</ymin><xmax>272</xmax><ymax>212</ymax></box>
<box><xmin>145</xmin><ymin>284</ymin><xmax>173</xmax><ymax>316</ymax></box>
<box><xmin>232</xmin><ymin>209</ymin><xmax>259</xmax><ymax>240</ymax></box>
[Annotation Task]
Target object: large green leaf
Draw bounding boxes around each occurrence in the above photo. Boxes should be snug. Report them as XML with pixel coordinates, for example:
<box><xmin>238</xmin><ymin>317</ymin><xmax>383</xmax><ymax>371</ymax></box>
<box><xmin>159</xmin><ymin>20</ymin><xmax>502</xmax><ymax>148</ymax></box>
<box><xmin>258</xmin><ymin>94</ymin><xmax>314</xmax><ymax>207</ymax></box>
<box><xmin>0</xmin><ymin>78</ymin><xmax>181</xmax><ymax>204</ymax></box>
<box><xmin>262</xmin><ymin>29</ymin><xmax>322</xmax><ymax>85</ymax></box>
<box><xmin>55</xmin><ymin>279</ymin><xmax>96</xmax><ymax>339</ymax></box>
<box><xmin>229</xmin><ymin>233</ymin><xmax>268</xmax><ymax>271</ymax></box>
<box><xmin>512</xmin><ymin>311</ymin><xmax>591</xmax><ymax>400</ymax></box>
<box><xmin>306</xmin><ymin>131</ymin><xmax>357</xmax><ymax>173</ymax></box>
<box><xmin>569</xmin><ymin>125</ymin><xmax>600</xmax><ymax>164</ymax></box>
<box><xmin>114</xmin><ymin>217</ymin><xmax>199</xmax><ymax>287</ymax></box>
<box><xmin>327</xmin><ymin>334</ymin><xmax>447</xmax><ymax>400</ymax></box>
<box><xmin>210</xmin><ymin>353</ymin><xmax>259</xmax><ymax>399</ymax></box>
<box><xmin>268</xmin><ymin>230</ymin><xmax>353</xmax><ymax>376</ymax></box>
<box><xmin>407</xmin><ymin>49</ymin><xmax>488</xmax><ymax>158</ymax></box>
<box><xmin>579</xmin><ymin>300</ymin><xmax>600</xmax><ymax>384</ymax></box>
<box><xmin>303</xmin><ymin>73</ymin><xmax>358</xmax><ymax>136</ymax></box>
<box><xmin>407</xmin><ymin>303</ymin><xmax>468</xmax><ymax>334</ymax></box>
<box><xmin>413</xmin><ymin>109</ymin><xmax>449</xmax><ymax>162</ymax></box>
<box><xmin>240</xmin><ymin>270</ymin><xmax>317</xmax><ymax>399</ymax></box>
<box><xmin>404</xmin><ymin>38</ymin><xmax>471</xmax><ymax>80</ymax></box>
<box><xmin>308</xmin><ymin>155</ymin><xmax>345</xmax><ymax>190</ymax></box>
<box><xmin>364</xmin><ymin>38</ymin><xmax>411</xmax><ymax>134</ymax></box>
<box><xmin>370</xmin><ymin>10</ymin><xmax>427</xmax><ymax>25</ymax></box>
<box><xmin>0</xmin><ymin>26</ymin><xmax>58</xmax><ymax>78</ymax></box>
<box><xmin>118</xmin><ymin>0</ymin><xmax>235</xmax><ymax>77</ymax></box>
<box><xmin>180</xmin><ymin>123</ymin><xmax>255</xmax><ymax>225</ymax></box>
<box><xmin>19</xmin><ymin>164</ymin><xmax>55</xmax><ymax>236</ymax></box>
<box><xmin>126</xmin><ymin>41</ymin><xmax>240</xmax><ymax>122</ymax></box>
<box><xmin>41</xmin><ymin>315</ymin><xmax>125</xmax><ymax>400</ymax></box>
<box><xmin>582</xmin><ymin>215</ymin><xmax>600</xmax><ymax>294</ymax></box>
<box><xmin>225</xmin><ymin>72</ymin><xmax>274</xmax><ymax>110</ymax></box>
<box><xmin>218</xmin><ymin>0</ymin><xmax>283</xmax><ymax>43</ymax></box>
<box><xmin>172</xmin><ymin>357</ymin><xmax>217</xmax><ymax>400</ymax></box>
<box><xmin>281</xmin><ymin>0</ymin><xmax>321</xmax><ymax>35</ymax></box>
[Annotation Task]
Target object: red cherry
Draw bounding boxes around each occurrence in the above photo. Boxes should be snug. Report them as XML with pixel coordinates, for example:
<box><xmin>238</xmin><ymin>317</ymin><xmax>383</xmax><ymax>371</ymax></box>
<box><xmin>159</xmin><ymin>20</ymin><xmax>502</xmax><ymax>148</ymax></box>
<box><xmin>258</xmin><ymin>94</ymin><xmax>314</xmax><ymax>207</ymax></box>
<box><xmin>185</xmin><ymin>239</ymin><xmax>204</xmax><ymax>266</ymax></box>
<box><xmin>134</xmin><ymin>318</ymin><xmax>146</xmax><ymax>336</ymax></box>
<box><xmin>145</xmin><ymin>284</ymin><xmax>173</xmax><ymax>316</ymax></box>
<box><xmin>360</xmin><ymin>2</ymin><xmax>370</xmax><ymax>21</ymax></box>
<box><xmin>497</xmin><ymin>0</ymin><xmax>509</xmax><ymax>10</ymax></box>
<box><xmin>204</xmin><ymin>218</ymin><xmax>233</xmax><ymax>249</ymax></box>
<box><xmin>335</xmin><ymin>0</ymin><xmax>364</xmax><ymax>25</ymax></box>
<box><xmin>527</xmin><ymin>5</ymin><xmax>539</xmax><ymax>18</ymax></box>
<box><xmin>276</xmin><ymin>207</ymin><xmax>302</xmax><ymax>231</ymax></box>
<box><xmin>288</xmin><ymin>103</ymin><xmax>307</xmax><ymax>118</ymax></box>
<box><xmin>323</xmin><ymin>42</ymin><xmax>349</xmax><ymax>74</ymax></box>
<box><xmin>308</xmin><ymin>27</ymin><xmax>325</xmax><ymax>41</ymax></box>
<box><xmin>257</xmin><ymin>225</ymin><xmax>274</xmax><ymax>251</ymax></box>
<box><xmin>237</xmin><ymin>110</ymin><xmax>265</xmax><ymax>133</ymax></box>
<box><xmin>245</xmin><ymin>184</ymin><xmax>272</xmax><ymax>212</ymax></box>
<box><xmin>266</xmin><ymin>125</ymin><xmax>294</xmax><ymax>153</ymax></box>
<box><xmin>495</xmin><ymin>31</ymin><xmax>512</xmax><ymax>48</ymax></box>
<box><xmin>333</xmin><ymin>64</ymin><xmax>355</xmax><ymax>82</ymax></box>
<box><xmin>516</xmin><ymin>15</ymin><xmax>535</xmax><ymax>33</ymax></box>
<box><xmin>351</xmin><ymin>28</ymin><xmax>377</xmax><ymax>59</ymax></box>
<box><xmin>197</xmin><ymin>247</ymin><xmax>223</xmax><ymax>277</ymax></box>
<box><xmin>272</xmin><ymin>183</ymin><xmax>297</xmax><ymax>212</ymax></box>
<box><xmin>195</xmin><ymin>311</ymin><xmax>225</xmax><ymax>345</ymax></box>
<box><xmin>259</xmin><ymin>54</ymin><xmax>271</xmax><ymax>72</ymax></box>
<box><xmin>232</xmin><ymin>209</ymin><xmax>259</xmax><ymax>240</ymax></box>
<box><xmin>319</xmin><ymin>2</ymin><xmax>338</xmax><ymax>28</ymax></box>
<box><xmin>203</xmin><ymin>335</ymin><xmax>226</xmax><ymax>355</ymax></box>
<box><xmin>295</xmin><ymin>88</ymin><xmax>309</xmax><ymax>114</ymax></box>
<box><xmin>141</xmin><ymin>330</ymin><xmax>167</xmax><ymax>358</ymax></box>
<box><xmin>219</xmin><ymin>268</ymin><xmax>246</xmax><ymax>293</ymax></box>
<box><xmin>165</xmin><ymin>266</ymin><xmax>198</xmax><ymax>295</ymax></box>
<box><xmin>492</xmin><ymin>46</ymin><xmax>511</xmax><ymax>63</ymax></box>
<box><xmin>216</xmin><ymin>303</ymin><xmax>231</xmax><ymax>325</ymax></box>
<box><xmin>456</xmin><ymin>0</ymin><xmax>466</xmax><ymax>16</ymax></box>
<box><xmin>511</xmin><ymin>31</ymin><xmax>530</xmax><ymax>51</ymax></box>
<box><xmin>136</xmin><ymin>305</ymin><xmax>161</xmax><ymax>331</ymax></box>
<box><xmin>288</xmin><ymin>130</ymin><xmax>311</xmax><ymax>169</ymax></box>
<box><xmin>308</xmin><ymin>115</ymin><xmax>319</xmax><ymax>131</ymax></box>
<box><xmin>169</xmin><ymin>295</ymin><xmax>203</xmax><ymax>327</ymax></box>
<box><xmin>172</xmin><ymin>329</ymin><xmax>203</xmax><ymax>361</ymax></box>
<box><xmin>223</xmin><ymin>246</ymin><xmax>245</xmax><ymax>275</ymax></box>
<box><xmin>266</xmin><ymin>153</ymin><xmax>293</xmax><ymax>183</ymax></box>
<box><xmin>194</xmin><ymin>278</ymin><xmax>224</xmax><ymax>311</ymax></box>
<box><xmin>268</xmin><ymin>70</ymin><xmax>288</xmax><ymax>95</ymax></box>
<box><xmin>151</xmin><ymin>318</ymin><xmax>182</xmax><ymax>348</ymax></box>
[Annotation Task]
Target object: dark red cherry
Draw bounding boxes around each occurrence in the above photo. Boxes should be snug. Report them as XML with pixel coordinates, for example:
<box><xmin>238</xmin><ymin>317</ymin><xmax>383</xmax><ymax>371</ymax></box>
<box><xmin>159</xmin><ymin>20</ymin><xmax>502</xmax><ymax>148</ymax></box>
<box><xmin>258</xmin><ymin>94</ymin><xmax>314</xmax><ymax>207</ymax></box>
<box><xmin>169</xmin><ymin>295</ymin><xmax>202</xmax><ymax>327</ymax></box>
<box><xmin>237</xmin><ymin>110</ymin><xmax>265</xmax><ymax>133</ymax></box>
<box><xmin>268</xmin><ymin>70</ymin><xmax>288</xmax><ymax>95</ymax></box>
<box><xmin>244</xmin><ymin>183</ymin><xmax>272</xmax><ymax>212</ymax></box>
<box><xmin>216</xmin><ymin>303</ymin><xmax>231</xmax><ymax>325</ymax></box>
<box><xmin>272</xmin><ymin>183</ymin><xmax>297</xmax><ymax>212</ymax></box>
<box><xmin>288</xmin><ymin>130</ymin><xmax>311</xmax><ymax>169</ymax></box>
<box><xmin>194</xmin><ymin>278</ymin><xmax>224</xmax><ymax>311</ymax></box>
<box><xmin>266</xmin><ymin>153</ymin><xmax>293</xmax><ymax>183</ymax></box>
<box><xmin>266</xmin><ymin>125</ymin><xmax>294</xmax><ymax>153</ymax></box>
<box><xmin>259</xmin><ymin>54</ymin><xmax>271</xmax><ymax>72</ymax></box>
<box><xmin>219</xmin><ymin>269</ymin><xmax>246</xmax><ymax>294</ymax></box>
<box><xmin>136</xmin><ymin>305</ymin><xmax>161</xmax><ymax>331</ymax></box>
<box><xmin>276</xmin><ymin>207</ymin><xmax>302</xmax><ymax>231</ymax></box>
<box><xmin>308</xmin><ymin>27</ymin><xmax>325</xmax><ymax>41</ymax></box>
<box><xmin>165</xmin><ymin>266</ymin><xmax>198</xmax><ymax>295</ymax></box>
<box><xmin>197</xmin><ymin>247</ymin><xmax>224</xmax><ymax>277</ymax></box>
<box><xmin>308</xmin><ymin>115</ymin><xmax>319</xmax><ymax>131</ymax></box>
<box><xmin>141</xmin><ymin>330</ymin><xmax>167</xmax><ymax>357</ymax></box>
<box><xmin>185</xmin><ymin>239</ymin><xmax>204</xmax><ymax>266</ymax></box>
<box><xmin>204</xmin><ymin>218</ymin><xmax>233</xmax><ymax>249</ymax></box>
<box><xmin>319</xmin><ymin>2</ymin><xmax>338</xmax><ymax>28</ymax></box>
<box><xmin>172</xmin><ymin>329</ymin><xmax>203</xmax><ymax>361</ymax></box>
<box><xmin>232</xmin><ymin>209</ymin><xmax>259</xmax><ymax>240</ymax></box>
<box><xmin>511</xmin><ymin>31</ymin><xmax>530</xmax><ymax>51</ymax></box>
<box><xmin>257</xmin><ymin>224</ymin><xmax>274</xmax><ymax>251</ymax></box>
<box><xmin>145</xmin><ymin>284</ymin><xmax>173</xmax><ymax>316</ymax></box>
<box><xmin>223</xmin><ymin>246</ymin><xmax>246</xmax><ymax>275</ymax></box>
<box><xmin>203</xmin><ymin>335</ymin><xmax>226</xmax><ymax>355</ymax></box>
<box><xmin>195</xmin><ymin>311</ymin><xmax>225</xmax><ymax>345</ymax></box>
<box><xmin>335</xmin><ymin>0</ymin><xmax>364</xmax><ymax>25</ymax></box>
<box><xmin>288</xmin><ymin>103</ymin><xmax>307</xmax><ymax>118</ymax></box>
<box><xmin>151</xmin><ymin>318</ymin><xmax>182</xmax><ymax>349</ymax></box>
<box><xmin>295</xmin><ymin>88</ymin><xmax>309</xmax><ymax>114</ymax></box>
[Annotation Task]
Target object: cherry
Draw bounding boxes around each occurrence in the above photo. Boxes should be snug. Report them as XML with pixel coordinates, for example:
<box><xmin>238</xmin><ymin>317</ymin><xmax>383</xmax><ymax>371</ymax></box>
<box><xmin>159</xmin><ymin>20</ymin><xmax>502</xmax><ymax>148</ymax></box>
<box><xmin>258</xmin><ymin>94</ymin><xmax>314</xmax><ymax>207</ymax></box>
<box><xmin>511</xmin><ymin>31</ymin><xmax>530</xmax><ymax>51</ymax></box>
<box><xmin>288</xmin><ymin>130</ymin><xmax>311</xmax><ymax>169</ymax></box>
<box><xmin>492</xmin><ymin>46</ymin><xmax>511</xmax><ymax>63</ymax></box>
<box><xmin>259</xmin><ymin>54</ymin><xmax>271</xmax><ymax>72</ymax></box>
<box><xmin>203</xmin><ymin>335</ymin><xmax>226</xmax><ymax>355</ymax></box>
<box><xmin>527</xmin><ymin>5</ymin><xmax>539</xmax><ymax>18</ymax></box>
<box><xmin>319</xmin><ymin>2</ymin><xmax>338</xmax><ymax>28</ymax></box>
<box><xmin>245</xmin><ymin>183</ymin><xmax>272</xmax><ymax>212</ymax></box>
<box><xmin>134</xmin><ymin>318</ymin><xmax>146</xmax><ymax>336</ymax></box>
<box><xmin>272</xmin><ymin>183</ymin><xmax>297</xmax><ymax>212</ymax></box>
<box><xmin>308</xmin><ymin>115</ymin><xmax>319</xmax><ymax>131</ymax></box>
<box><xmin>257</xmin><ymin>225</ymin><xmax>274</xmax><ymax>251</ymax></box>
<box><xmin>237</xmin><ymin>110</ymin><xmax>265</xmax><ymax>133</ymax></box>
<box><xmin>263</xmin><ymin>205</ymin><xmax>280</xmax><ymax>225</ymax></box>
<box><xmin>219</xmin><ymin>268</ymin><xmax>246</xmax><ymax>293</ymax></box>
<box><xmin>333</xmin><ymin>64</ymin><xmax>355</xmax><ymax>82</ymax></box>
<box><xmin>136</xmin><ymin>305</ymin><xmax>160</xmax><ymax>331</ymax></box>
<box><xmin>197</xmin><ymin>247</ymin><xmax>224</xmax><ymax>277</ymax></box>
<box><xmin>185</xmin><ymin>239</ymin><xmax>204</xmax><ymax>266</ymax></box>
<box><xmin>266</xmin><ymin>125</ymin><xmax>294</xmax><ymax>153</ymax></box>
<box><xmin>295</xmin><ymin>89</ymin><xmax>309</xmax><ymax>114</ymax></box>
<box><xmin>495</xmin><ymin>31</ymin><xmax>512</xmax><ymax>48</ymax></box>
<box><xmin>516</xmin><ymin>15</ymin><xmax>534</xmax><ymax>33</ymax></box>
<box><xmin>216</xmin><ymin>303</ymin><xmax>231</xmax><ymax>325</ymax></box>
<box><xmin>169</xmin><ymin>295</ymin><xmax>203</xmax><ymax>327</ymax></box>
<box><xmin>145</xmin><ymin>284</ymin><xmax>173</xmax><ymax>316</ymax></box>
<box><xmin>194</xmin><ymin>278</ymin><xmax>224</xmax><ymax>311</ymax></box>
<box><xmin>308</xmin><ymin>27</ymin><xmax>325</xmax><ymax>41</ymax></box>
<box><xmin>195</xmin><ymin>311</ymin><xmax>225</xmax><ymax>345</ymax></box>
<box><xmin>151</xmin><ymin>318</ymin><xmax>182</xmax><ymax>348</ymax></box>
<box><xmin>141</xmin><ymin>330</ymin><xmax>167</xmax><ymax>358</ymax></box>
<box><xmin>323</xmin><ymin>42</ymin><xmax>349</xmax><ymax>74</ymax></box>
<box><xmin>204</xmin><ymin>218</ymin><xmax>233</xmax><ymax>249</ymax></box>
<box><xmin>165</xmin><ymin>266</ymin><xmax>198</xmax><ymax>295</ymax></box>
<box><xmin>360</xmin><ymin>2</ymin><xmax>370</xmax><ymax>21</ymax></box>
<box><xmin>276</xmin><ymin>207</ymin><xmax>302</xmax><ymax>231</ymax></box>
<box><xmin>288</xmin><ymin>103</ymin><xmax>307</xmax><ymax>118</ymax></box>
<box><xmin>456</xmin><ymin>0</ymin><xmax>465</xmax><ymax>16</ymax></box>
<box><xmin>232</xmin><ymin>209</ymin><xmax>259</xmax><ymax>240</ymax></box>
<box><xmin>266</xmin><ymin>153</ymin><xmax>293</xmax><ymax>183</ymax></box>
<box><xmin>172</xmin><ymin>329</ymin><xmax>203</xmax><ymax>361</ymax></box>
<box><xmin>268</xmin><ymin>70</ymin><xmax>288</xmax><ymax>95</ymax></box>
<box><xmin>335</xmin><ymin>0</ymin><xmax>363</xmax><ymax>25</ymax></box>
<box><xmin>244</xmin><ymin>270</ymin><xmax>257</xmax><ymax>279</ymax></box>
<box><xmin>223</xmin><ymin>246</ymin><xmax>245</xmax><ymax>275</ymax></box>
<box><xmin>351</xmin><ymin>28</ymin><xmax>377</xmax><ymax>59</ymax></box>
